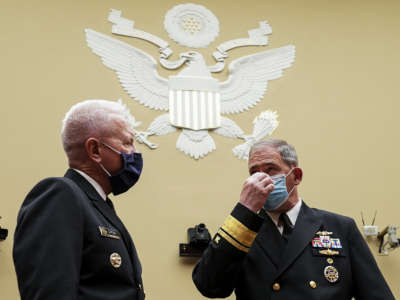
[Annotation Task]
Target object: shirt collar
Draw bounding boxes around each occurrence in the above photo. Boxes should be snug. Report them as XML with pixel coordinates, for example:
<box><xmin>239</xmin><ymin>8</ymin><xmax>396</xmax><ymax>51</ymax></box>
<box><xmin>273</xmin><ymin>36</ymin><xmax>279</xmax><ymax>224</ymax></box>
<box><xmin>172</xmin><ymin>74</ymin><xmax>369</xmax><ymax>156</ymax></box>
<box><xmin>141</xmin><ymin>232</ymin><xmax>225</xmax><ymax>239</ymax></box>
<box><xmin>286</xmin><ymin>198</ymin><xmax>302</xmax><ymax>226</ymax></box>
<box><xmin>267</xmin><ymin>198</ymin><xmax>302</xmax><ymax>228</ymax></box>
<box><xmin>72</xmin><ymin>169</ymin><xmax>107</xmax><ymax>201</ymax></box>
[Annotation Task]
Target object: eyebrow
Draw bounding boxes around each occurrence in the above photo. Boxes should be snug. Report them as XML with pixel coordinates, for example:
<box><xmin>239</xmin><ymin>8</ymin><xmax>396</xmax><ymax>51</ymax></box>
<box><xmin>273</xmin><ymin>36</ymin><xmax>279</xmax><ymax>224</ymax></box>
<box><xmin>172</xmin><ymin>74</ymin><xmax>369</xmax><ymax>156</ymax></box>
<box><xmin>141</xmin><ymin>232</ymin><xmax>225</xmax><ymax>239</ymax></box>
<box><xmin>249</xmin><ymin>162</ymin><xmax>277</xmax><ymax>173</ymax></box>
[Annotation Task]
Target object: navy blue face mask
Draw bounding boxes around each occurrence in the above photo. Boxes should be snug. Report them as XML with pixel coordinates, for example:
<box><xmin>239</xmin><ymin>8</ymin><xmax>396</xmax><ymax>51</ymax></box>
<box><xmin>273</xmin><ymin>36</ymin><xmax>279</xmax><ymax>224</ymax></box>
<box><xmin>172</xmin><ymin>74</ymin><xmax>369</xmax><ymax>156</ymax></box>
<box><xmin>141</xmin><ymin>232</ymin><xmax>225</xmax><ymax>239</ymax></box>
<box><xmin>99</xmin><ymin>142</ymin><xmax>143</xmax><ymax>196</ymax></box>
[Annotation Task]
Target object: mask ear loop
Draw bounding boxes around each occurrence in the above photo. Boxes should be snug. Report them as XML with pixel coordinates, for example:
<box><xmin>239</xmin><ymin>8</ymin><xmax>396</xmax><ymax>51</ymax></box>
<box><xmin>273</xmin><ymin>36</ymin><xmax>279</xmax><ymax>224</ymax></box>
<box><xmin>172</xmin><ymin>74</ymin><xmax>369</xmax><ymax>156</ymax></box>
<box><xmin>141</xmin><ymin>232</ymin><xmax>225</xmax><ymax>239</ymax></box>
<box><xmin>100</xmin><ymin>142</ymin><xmax>122</xmax><ymax>154</ymax></box>
<box><xmin>99</xmin><ymin>163</ymin><xmax>112</xmax><ymax>177</ymax></box>
<box><xmin>285</xmin><ymin>168</ymin><xmax>295</xmax><ymax>178</ymax></box>
<box><xmin>285</xmin><ymin>167</ymin><xmax>297</xmax><ymax>197</ymax></box>
<box><xmin>98</xmin><ymin>142</ymin><xmax>121</xmax><ymax>177</ymax></box>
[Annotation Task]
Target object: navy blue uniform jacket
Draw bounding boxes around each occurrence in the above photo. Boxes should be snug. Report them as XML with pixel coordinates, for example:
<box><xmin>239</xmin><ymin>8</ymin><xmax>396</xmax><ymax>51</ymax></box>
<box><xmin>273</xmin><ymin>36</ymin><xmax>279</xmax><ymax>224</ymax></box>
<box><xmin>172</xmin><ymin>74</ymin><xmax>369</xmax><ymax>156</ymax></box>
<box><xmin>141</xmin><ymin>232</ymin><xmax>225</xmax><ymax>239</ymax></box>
<box><xmin>13</xmin><ymin>169</ymin><xmax>145</xmax><ymax>300</ymax></box>
<box><xmin>193</xmin><ymin>202</ymin><xmax>394</xmax><ymax>299</ymax></box>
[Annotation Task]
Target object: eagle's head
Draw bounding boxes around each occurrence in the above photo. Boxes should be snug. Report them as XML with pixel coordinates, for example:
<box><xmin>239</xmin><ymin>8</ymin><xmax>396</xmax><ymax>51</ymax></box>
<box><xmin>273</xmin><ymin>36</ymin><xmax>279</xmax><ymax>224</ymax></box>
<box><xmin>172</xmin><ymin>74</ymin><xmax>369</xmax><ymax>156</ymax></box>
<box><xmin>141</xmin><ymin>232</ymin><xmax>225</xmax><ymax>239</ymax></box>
<box><xmin>176</xmin><ymin>51</ymin><xmax>210</xmax><ymax>77</ymax></box>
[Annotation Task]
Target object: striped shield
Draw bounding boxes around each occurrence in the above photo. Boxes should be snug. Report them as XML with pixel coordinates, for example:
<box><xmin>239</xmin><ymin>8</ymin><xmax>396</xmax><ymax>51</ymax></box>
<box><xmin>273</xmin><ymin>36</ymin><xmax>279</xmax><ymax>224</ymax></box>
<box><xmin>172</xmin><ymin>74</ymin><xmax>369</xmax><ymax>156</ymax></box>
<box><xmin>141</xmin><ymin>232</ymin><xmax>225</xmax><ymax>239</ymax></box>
<box><xmin>168</xmin><ymin>76</ymin><xmax>221</xmax><ymax>131</ymax></box>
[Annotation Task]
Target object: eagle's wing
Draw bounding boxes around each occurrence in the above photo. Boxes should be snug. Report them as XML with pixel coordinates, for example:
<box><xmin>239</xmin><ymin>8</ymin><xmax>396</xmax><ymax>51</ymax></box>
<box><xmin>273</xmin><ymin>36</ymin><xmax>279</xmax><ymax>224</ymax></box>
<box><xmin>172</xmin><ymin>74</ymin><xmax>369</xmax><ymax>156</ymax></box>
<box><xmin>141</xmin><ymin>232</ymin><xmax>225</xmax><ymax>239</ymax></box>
<box><xmin>219</xmin><ymin>45</ymin><xmax>295</xmax><ymax>114</ymax></box>
<box><xmin>85</xmin><ymin>29</ymin><xmax>169</xmax><ymax>111</ymax></box>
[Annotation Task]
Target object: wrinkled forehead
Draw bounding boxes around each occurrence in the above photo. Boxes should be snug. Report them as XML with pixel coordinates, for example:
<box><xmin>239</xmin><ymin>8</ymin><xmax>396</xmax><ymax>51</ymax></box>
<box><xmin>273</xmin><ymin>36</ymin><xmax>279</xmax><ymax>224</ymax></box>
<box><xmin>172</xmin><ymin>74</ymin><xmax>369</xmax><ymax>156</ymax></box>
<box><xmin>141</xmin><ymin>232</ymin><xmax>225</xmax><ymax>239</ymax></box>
<box><xmin>248</xmin><ymin>146</ymin><xmax>283</xmax><ymax>166</ymax></box>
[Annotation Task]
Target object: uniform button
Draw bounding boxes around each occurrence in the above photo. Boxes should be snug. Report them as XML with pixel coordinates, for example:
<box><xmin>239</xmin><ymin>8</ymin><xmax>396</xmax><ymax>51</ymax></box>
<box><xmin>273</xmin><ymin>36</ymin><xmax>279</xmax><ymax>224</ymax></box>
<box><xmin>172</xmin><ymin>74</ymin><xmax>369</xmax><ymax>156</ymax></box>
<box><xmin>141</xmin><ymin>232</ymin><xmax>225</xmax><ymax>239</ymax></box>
<box><xmin>272</xmin><ymin>283</ymin><xmax>280</xmax><ymax>291</ymax></box>
<box><xmin>109</xmin><ymin>253</ymin><xmax>122</xmax><ymax>268</ymax></box>
<box><xmin>309</xmin><ymin>281</ymin><xmax>317</xmax><ymax>289</ymax></box>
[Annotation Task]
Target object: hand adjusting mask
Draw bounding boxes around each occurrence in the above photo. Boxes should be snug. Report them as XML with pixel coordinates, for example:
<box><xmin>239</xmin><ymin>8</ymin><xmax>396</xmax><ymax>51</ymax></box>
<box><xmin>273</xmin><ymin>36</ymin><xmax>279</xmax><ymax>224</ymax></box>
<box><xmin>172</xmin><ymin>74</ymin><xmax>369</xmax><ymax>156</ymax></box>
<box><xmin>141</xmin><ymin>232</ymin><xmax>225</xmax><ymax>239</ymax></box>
<box><xmin>99</xmin><ymin>142</ymin><xmax>143</xmax><ymax>195</ymax></box>
<box><xmin>264</xmin><ymin>168</ymin><xmax>295</xmax><ymax>211</ymax></box>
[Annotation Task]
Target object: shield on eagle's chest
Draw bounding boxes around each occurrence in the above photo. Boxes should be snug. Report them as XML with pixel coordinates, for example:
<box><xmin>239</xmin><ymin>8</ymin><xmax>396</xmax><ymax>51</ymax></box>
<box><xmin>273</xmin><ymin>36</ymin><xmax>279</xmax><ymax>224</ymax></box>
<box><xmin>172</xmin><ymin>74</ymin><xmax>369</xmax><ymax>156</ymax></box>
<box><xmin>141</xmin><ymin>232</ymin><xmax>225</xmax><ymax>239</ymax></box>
<box><xmin>168</xmin><ymin>75</ymin><xmax>221</xmax><ymax>131</ymax></box>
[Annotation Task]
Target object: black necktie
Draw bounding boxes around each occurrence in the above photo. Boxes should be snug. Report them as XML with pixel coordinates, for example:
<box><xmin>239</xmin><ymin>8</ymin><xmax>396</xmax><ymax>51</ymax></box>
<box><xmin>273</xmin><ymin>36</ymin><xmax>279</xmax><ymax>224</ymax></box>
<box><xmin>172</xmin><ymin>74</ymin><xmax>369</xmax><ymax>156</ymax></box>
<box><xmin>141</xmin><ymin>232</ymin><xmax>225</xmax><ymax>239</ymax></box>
<box><xmin>279</xmin><ymin>213</ymin><xmax>293</xmax><ymax>243</ymax></box>
<box><xmin>106</xmin><ymin>197</ymin><xmax>115</xmax><ymax>211</ymax></box>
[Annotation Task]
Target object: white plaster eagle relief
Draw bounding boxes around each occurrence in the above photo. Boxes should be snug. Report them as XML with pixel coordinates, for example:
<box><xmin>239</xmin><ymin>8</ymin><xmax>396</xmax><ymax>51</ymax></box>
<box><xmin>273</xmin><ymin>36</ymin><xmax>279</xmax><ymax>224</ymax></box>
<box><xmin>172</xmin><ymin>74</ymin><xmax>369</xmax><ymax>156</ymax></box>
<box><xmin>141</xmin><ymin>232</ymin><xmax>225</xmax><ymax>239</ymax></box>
<box><xmin>85</xmin><ymin>3</ymin><xmax>295</xmax><ymax>160</ymax></box>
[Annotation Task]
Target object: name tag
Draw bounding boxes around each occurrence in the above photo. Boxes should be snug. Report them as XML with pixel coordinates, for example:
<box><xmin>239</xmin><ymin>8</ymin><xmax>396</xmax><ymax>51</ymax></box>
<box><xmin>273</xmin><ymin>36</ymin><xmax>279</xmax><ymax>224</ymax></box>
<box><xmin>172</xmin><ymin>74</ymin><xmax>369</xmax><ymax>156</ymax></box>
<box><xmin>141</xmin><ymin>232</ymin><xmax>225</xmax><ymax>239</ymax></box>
<box><xmin>99</xmin><ymin>226</ymin><xmax>121</xmax><ymax>239</ymax></box>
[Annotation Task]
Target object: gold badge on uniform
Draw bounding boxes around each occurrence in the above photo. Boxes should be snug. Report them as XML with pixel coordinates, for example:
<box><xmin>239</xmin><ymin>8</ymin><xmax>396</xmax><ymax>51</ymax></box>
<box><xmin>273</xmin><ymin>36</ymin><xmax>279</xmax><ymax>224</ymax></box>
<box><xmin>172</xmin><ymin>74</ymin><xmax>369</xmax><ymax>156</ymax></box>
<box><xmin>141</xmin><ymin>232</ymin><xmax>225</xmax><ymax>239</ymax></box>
<box><xmin>316</xmin><ymin>231</ymin><xmax>333</xmax><ymax>236</ymax></box>
<box><xmin>99</xmin><ymin>226</ymin><xmax>121</xmax><ymax>239</ymax></box>
<box><xmin>110</xmin><ymin>252</ymin><xmax>122</xmax><ymax>268</ymax></box>
<box><xmin>319</xmin><ymin>249</ymin><xmax>339</xmax><ymax>256</ymax></box>
<box><xmin>324</xmin><ymin>265</ymin><xmax>339</xmax><ymax>283</ymax></box>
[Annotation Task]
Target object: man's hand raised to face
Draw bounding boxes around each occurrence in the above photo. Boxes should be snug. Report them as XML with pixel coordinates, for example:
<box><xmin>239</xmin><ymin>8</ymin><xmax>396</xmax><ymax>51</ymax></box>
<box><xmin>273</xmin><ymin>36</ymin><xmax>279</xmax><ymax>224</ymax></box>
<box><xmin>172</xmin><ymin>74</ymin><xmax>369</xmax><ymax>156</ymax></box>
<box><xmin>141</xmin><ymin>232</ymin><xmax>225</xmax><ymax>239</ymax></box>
<box><xmin>239</xmin><ymin>172</ymin><xmax>274</xmax><ymax>213</ymax></box>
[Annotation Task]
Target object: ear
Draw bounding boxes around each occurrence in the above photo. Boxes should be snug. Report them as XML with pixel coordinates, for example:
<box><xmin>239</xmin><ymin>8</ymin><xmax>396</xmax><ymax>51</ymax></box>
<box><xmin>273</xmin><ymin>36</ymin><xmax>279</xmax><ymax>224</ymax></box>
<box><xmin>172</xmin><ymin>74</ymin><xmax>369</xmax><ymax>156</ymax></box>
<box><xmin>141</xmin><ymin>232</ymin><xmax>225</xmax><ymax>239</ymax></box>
<box><xmin>292</xmin><ymin>167</ymin><xmax>303</xmax><ymax>185</ymax></box>
<box><xmin>85</xmin><ymin>138</ymin><xmax>102</xmax><ymax>163</ymax></box>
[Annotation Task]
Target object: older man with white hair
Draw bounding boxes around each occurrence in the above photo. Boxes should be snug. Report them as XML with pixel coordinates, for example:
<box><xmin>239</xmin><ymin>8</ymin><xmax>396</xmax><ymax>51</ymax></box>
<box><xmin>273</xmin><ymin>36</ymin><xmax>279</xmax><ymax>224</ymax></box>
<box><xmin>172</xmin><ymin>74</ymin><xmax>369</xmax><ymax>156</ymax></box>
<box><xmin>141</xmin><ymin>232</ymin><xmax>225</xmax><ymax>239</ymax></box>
<box><xmin>13</xmin><ymin>100</ymin><xmax>145</xmax><ymax>300</ymax></box>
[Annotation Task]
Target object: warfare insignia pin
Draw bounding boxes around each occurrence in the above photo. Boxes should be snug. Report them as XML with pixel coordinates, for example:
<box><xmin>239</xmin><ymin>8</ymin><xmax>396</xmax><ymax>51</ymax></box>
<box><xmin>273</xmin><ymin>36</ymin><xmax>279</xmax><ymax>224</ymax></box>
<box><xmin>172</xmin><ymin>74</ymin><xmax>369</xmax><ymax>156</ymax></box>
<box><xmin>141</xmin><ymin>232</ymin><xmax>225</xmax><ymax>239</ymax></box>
<box><xmin>324</xmin><ymin>265</ymin><xmax>339</xmax><ymax>283</ymax></box>
<box><xmin>319</xmin><ymin>249</ymin><xmax>339</xmax><ymax>256</ymax></box>
<box><xmin>110</xmin><ymin>252</ymin><xmax>122</xmax><ymax>268</ymax></box>
<box><xmin>316</xmin><ymin>231</ymin><xmax>333</xmax><ymax>236</ymax></box>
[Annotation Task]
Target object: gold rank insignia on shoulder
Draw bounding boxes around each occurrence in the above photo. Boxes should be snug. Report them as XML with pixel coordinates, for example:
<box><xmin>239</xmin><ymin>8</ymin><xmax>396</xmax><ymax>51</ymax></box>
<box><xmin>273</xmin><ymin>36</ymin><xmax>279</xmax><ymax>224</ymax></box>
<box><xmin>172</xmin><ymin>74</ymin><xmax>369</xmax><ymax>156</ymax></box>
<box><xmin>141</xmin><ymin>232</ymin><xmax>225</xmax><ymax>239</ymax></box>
<box><xmin>99</xmin><ymin>226</ymin><xmax>121</xmax><ymax>239</ymax></box>
<box><xmin>319</xmin><ymin>249</ymin><xmax>339</xmax><ymax>256</ymax></box>
<box><xmin>324</xmin><ymin>265</ymin><xmax>339</xmax><ymax>283</ymax></box>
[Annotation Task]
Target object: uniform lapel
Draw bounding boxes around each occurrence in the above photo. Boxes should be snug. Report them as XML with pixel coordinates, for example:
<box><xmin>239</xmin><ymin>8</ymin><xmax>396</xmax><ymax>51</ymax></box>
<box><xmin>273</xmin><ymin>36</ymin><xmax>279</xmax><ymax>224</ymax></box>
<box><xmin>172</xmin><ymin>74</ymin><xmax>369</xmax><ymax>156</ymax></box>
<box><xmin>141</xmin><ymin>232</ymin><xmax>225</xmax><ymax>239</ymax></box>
<box><xmin>64</xmin><ymin>170</ymin><xmax>124</xmax><ymax>234</ymax></box>
<box><xmin>64</xmin><ymin>169</ymin><xmax>137</xmax><ymax>269</ymax></box>
<box><xmin>92</xmin><ymin>199</ymin><xmax>131</xmax><ymax>252</ymax></box>
<box><xmin>93</xmin><ymin>198</ymin><xmax>142</xmax><ymax>276</ymax></box>
<box><xmin>107</xmin><ymin>201</ymin><xmax>142</xmax><ymax>277</ymax></box>
<box><xmin>255</xmin><ymin>210</ymin><xmax>284</xmax><ymax>269</ymax></box>
<box><xmin>274</xmin><ymin>201</ymin><xmax>321</xmax><ymax>279</ymax></box>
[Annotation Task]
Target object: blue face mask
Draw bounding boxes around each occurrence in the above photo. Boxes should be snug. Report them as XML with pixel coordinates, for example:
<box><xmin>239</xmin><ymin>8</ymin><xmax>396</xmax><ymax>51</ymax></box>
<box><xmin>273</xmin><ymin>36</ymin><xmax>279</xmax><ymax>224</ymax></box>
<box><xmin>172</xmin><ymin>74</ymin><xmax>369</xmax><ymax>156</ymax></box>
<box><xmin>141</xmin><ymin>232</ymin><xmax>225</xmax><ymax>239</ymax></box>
<box><xmin>99</xmin><ymin>143</ymin><xmax>143</xmax><ymax>196</ymax></box>
<box><xmin>264</xmin><ymin>169</ymin><xmax>295</xmax><ymax>211</ymax></box>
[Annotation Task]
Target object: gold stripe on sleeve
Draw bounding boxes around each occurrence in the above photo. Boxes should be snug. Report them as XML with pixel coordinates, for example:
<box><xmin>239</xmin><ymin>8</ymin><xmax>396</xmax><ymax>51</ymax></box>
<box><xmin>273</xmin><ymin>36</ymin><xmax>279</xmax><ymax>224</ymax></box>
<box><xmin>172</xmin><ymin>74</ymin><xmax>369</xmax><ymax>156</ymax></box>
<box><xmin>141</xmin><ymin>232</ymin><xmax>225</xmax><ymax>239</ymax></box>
<box><xmin>217</xmin><ymin>229</ymin><xmax>249</xmax><ymax>253</ymax></box>
<box><xmin>221</xmin><ymin>215</ymin><xmax>257</xmax><ymax>248</ymax></box>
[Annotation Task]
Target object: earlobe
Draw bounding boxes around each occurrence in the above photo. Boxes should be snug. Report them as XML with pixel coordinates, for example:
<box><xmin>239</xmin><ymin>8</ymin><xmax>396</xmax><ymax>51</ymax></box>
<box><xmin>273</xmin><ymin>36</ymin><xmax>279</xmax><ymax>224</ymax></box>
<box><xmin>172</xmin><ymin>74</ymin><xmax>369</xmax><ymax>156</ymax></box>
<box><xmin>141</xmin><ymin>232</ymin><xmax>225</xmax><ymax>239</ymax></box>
<box><xmin>85</xmin><ymin>138</ymin><xmax>102</xmax><ymax>163</ymax></box>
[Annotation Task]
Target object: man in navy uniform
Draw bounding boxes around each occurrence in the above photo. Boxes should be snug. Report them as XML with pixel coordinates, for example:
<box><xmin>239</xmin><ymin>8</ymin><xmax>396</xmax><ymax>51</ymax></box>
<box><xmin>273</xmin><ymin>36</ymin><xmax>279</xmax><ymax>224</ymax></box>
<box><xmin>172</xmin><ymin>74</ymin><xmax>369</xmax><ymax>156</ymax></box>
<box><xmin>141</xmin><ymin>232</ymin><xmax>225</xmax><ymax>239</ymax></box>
<box><xmin>193</xmin><ymin>138</ymin><xmax>394</xmax><ymax>299</ymax></box>
<box><xmin>13</xmin><ymin>100</ymin><xmax>145</xmax><ymax>299</ymax></box>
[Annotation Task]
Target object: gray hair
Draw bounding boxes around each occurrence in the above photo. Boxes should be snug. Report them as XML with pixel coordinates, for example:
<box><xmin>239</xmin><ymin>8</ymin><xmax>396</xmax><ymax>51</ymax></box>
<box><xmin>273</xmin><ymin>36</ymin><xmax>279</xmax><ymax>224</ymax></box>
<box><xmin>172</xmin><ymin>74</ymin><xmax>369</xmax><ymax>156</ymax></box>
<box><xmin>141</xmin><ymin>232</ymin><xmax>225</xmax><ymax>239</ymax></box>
<box><xmin>61</xmin><ymin>99</ymin><xmax>136</xmax><ymax>158</ymax></box>
<box><xmin>249</xmin><ymin>138</ymin><xmax>298</xmax><ymax>167</ymax></box>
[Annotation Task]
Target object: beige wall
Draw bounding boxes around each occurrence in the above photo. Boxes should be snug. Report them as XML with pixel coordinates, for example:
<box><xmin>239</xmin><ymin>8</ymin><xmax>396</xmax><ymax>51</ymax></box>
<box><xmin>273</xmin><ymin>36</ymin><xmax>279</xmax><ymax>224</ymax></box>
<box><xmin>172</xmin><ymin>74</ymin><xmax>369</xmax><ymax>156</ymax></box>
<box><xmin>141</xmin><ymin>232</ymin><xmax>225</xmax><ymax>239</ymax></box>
<box><xmin>1</xmin><ymin>0</ymin><xmax>399</xmax><ymax>298</ymax></box>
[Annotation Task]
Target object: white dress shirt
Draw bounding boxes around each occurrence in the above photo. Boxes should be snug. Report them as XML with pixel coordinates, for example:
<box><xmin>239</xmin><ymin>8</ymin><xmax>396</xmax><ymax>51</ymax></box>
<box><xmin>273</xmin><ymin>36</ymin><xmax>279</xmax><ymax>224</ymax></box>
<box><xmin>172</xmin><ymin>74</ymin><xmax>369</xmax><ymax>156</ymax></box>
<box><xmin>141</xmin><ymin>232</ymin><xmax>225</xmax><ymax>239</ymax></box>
<box><xmin>73</xmin><ymin>169</ymin><xmax>107</xmax><ymax>201</ymax></box>
<box><xmin>267</xmin><ymin>198</ymin><xmax>302</xmax><ymax>234</ymax></box>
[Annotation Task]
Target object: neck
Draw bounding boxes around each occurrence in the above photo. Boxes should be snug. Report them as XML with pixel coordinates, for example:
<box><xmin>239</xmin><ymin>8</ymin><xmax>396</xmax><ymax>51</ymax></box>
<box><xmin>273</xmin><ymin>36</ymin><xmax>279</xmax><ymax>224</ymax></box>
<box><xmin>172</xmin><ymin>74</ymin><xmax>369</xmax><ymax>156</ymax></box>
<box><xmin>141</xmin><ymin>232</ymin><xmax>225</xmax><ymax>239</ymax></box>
<box><xmin>71</xmin><ymin>162</ymin><xmax>112</xmax><ymax>195</ymax></box>
<box><xmin>275</xmin><ymin>189</ymin><xmax>299</xmax><ymax>213</ymax></box>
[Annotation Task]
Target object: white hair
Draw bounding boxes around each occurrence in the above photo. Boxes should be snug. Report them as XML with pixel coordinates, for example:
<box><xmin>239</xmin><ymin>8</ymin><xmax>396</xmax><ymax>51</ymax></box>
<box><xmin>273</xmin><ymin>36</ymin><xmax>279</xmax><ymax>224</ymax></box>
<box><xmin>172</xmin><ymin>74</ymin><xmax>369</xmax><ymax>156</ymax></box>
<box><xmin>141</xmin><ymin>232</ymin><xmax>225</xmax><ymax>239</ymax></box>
<box><xmin>61</xmin><ymin>99</ymin><xmax>136</xmax><ymax>157</ymax></box>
